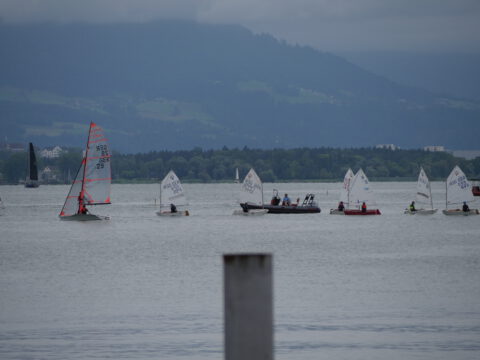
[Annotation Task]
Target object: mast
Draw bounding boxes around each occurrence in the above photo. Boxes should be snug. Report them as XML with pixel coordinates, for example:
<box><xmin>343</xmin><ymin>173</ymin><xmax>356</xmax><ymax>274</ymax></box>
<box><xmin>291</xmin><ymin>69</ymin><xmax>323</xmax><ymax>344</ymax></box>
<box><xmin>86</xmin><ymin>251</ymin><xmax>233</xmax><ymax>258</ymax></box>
<box><xmin>79</xmin><ymin>122</ymin><xmax>93</xmax><ymax>212</ymax></box>
<box><xmin>429</xmin><ymin>180</ymin><xmax>433</xmax><ymax>210</ymax></box>
<box><xmin>26</xmin><ymin>144</ymin><xmax>30</xmax><ymax>182</ymax></box>
<box><xmin>347</xmin><ymin>179</ymin><xmax>350</xmax><ymax>210</ymax></box>
<box><xmin>261</xmin><ymin>181</ymin><xmax>264</xmax><ymax>208</ymax></box>
<box><xmin>445</xmin><ymin>179</ymin><xmax>448</xmax><ymax>209</ymax></box>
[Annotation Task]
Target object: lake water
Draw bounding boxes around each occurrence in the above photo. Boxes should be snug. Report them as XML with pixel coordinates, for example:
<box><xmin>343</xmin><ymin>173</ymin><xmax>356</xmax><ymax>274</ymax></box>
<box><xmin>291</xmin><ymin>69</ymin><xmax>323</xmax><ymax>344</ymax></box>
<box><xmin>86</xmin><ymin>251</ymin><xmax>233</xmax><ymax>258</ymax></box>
<box><xmin>0</xmin><ymin>182</ymin><xmax>479</xmax><ymax>360</ymax></box>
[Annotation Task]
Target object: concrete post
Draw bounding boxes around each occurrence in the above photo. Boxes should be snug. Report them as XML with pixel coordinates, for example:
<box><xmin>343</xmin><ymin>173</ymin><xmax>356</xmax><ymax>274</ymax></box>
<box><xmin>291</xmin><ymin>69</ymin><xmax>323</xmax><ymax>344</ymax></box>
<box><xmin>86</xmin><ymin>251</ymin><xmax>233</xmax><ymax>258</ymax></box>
<box><xmin>224</xmin><ymin>253</ymin><xmax>273</xmax><ymax>360</ymax></box>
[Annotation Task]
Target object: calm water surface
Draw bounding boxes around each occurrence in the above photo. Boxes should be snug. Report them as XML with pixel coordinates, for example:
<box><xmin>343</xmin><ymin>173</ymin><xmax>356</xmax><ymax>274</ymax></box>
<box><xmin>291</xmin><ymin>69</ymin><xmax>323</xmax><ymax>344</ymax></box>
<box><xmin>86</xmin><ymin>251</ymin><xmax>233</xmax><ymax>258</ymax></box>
<box><xmin>0</xmin><ymin>182</ymin><xmax>479</xmax><ymax>359</ymax></box>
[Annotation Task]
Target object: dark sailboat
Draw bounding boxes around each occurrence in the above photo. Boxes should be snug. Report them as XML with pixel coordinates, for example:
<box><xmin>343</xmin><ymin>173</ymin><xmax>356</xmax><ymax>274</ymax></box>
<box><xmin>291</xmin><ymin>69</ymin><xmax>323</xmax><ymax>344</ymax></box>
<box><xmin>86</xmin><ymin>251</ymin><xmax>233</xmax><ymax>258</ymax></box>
<box><xmin>25</xmin><ymin>142</ymin><xmax>39</xmax><ymax>188</ymax></box>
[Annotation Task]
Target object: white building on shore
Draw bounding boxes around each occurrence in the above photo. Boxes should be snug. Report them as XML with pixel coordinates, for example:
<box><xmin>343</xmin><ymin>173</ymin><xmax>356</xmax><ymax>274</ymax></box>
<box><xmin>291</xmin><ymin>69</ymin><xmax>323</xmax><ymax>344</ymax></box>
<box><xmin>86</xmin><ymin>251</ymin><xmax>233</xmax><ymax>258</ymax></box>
<box><xmin>424</xmin><ymin>145</ymin><xmax>445</xmax><ymax>152</ymax></box>
<box><xmin>40</xmin><ymin>146</ymin><xmax>63</xmax><ymax>159</ymax></box>
<box><xmin>376</xmin><ymin>144</ymin><xmax>398</xmax><ymax>150</ymax></box>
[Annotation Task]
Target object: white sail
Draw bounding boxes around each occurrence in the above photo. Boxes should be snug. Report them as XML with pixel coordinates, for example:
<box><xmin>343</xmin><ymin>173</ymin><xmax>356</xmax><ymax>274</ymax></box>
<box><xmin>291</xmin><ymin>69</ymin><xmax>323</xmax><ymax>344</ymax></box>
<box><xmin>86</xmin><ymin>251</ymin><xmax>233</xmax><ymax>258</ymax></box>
<box><xmin>348</xmin><ymin>168</ymin><xmax>376</xmax><ymax>208</ymax></box>
<box><xmin>59</xmin><ymin>160</ymin><xmax>85</xmax><ymax>217</ymax></box>
<box><xmin>415</xmin><ymin>167</ymin><xmax>433</xmax><ymax>209</ymax></box>
<box><xmin>239</xmin><ymin>168</ymin><xmax>263</xmax><ymax>206</ymax></box>
<box><xmin>339</xmin><ymin>168</ymin><xmax>354</xmax><ymax>205</ymax></box>
<box><xmin>160</xmin><ymin>170</ymin><xmax>187</xmax><ymax>208</ymax></box>
<box><xmin>83</xmin><ymin>123</ymin><xmax>112</xmax><ymax>205</ymax></box>
<box><xmin>446</xmin><ymin>165</ymin><xmax>474</xmax><ymax>207</ymax></box>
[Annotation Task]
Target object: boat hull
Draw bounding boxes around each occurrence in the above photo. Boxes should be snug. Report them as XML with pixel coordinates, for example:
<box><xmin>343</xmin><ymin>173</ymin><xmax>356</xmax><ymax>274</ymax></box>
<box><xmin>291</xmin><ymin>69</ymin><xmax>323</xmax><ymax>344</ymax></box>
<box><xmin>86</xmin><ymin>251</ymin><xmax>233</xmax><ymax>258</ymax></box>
<box><xmin>329</xmin><ymin>209</ymin><xmax>345</xmax><ymax>215</ymax></box>
<box><xmin>404</xmin><ymin>209</ymin><xmax>438</xmax><ymax>215</ymax></box>
<box><xmin>233</xmin><ymin>209</ymin><xmax>268</xmax><ymax>216</ymax></box>
<box><xmin>442</xmin><ymin>209</ymin><xmax>479</xmax><ymax>216</ymax></box>
<box><xmin>59</xmin><ymin>213</ymin><xmax>109</xmax><ymax>221</ymax></box>
<box><xmin>344</xmin><ymin>209</ymin><xmax>381</xmax><ymax>215</ymax></box>
<box><xmin>156</xmin><ymin>210</ymin><xmax>190</xmax><ymax>216</ymax></box>
<box><xmin>25</xmin><ymin>181</ymin><xmax>39</xmax><ymax>188</ymax></box>
<box><xmin>473</xmin><ymin>186</ymin><xmax>480</xmax><ymax>196</ymax></box>
<box><xmin>242</xmin><ymin>203</ymin><xmax>320</xmax><ymax>214</ymax></box>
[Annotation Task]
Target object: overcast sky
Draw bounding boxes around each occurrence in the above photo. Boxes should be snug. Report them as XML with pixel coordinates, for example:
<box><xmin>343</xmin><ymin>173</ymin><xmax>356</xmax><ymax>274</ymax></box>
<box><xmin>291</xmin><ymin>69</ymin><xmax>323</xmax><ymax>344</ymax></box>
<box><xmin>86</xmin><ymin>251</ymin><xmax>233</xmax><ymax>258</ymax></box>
<box><xmin>1</xmin><ymin>0</ymin><xmax>479</xmax><ymax>53</ymax></box>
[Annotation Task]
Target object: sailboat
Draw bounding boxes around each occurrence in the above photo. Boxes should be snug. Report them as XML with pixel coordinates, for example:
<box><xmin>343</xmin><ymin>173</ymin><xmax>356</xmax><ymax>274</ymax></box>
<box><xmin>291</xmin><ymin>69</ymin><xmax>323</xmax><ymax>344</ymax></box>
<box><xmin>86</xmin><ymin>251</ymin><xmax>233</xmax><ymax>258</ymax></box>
<box><xmin>442</xmin><ymin>165</ymin><xmax>479</xmax><ymax>215</ymax></box>
<box><xmin>343</xmin><ymin>169</ymin><xmax>381</xmax><ymax>215</ymax></box>
<box><xmin>156</xmin><ymin>170</ymin><xmax>190</xmax><ymax>216</ymax></box>
<box><xmin>404</xmin><ymin>167</ymin><xmax>437</xmax><ymax>215</ymax></box>
<box><xmin>25</xmin><ymin>142</ymin><xmax>39</xmax><ymax>188</ymax></box>
<box><xmin>234</xmin><ymin>168</ymin><xmax>240</xmax><ymax>183</ymax></box>
<box><xmin>233</xmin><ymin>168</ymin><xmax>268</xmax><ymax>216</ymax></box>
<box><xmin>59</xmin><ymin>122</ymin><xmax>111</xmax><ymax>221</ymax></box>
<box><xmin>330</xmin><ymin>168</ymin><xmax>354</xmax><ymax>214</ymax></box>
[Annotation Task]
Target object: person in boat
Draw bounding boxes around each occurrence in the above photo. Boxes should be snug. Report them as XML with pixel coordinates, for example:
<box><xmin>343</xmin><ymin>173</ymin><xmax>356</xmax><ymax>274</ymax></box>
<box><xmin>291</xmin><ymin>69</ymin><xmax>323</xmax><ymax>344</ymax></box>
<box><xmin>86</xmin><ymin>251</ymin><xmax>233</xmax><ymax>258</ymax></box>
<box><xmin>78</xmin><ymin>205</ymin><xmax>88</xmax><ymax>215</ymax></box>
<box><xmin>271</xmin><ymin>193</ymin><xmax>281</xmax><ymax>205</ymax></box>
<box><xmin>462</xmin><ymin>202</ymin><xmax>470</xmax><ymax>212</ymax></box>
<box><xmin>282</xmin><ymin>194</ymin><xmax>291</xmax><ymax>206</ymax></box>
<box><xmin>170</xmin><ymin>203</ymin><xmax>177</xmax><ymax>213</ymax></box>
<box><xmin>361</xmin><ymin>202</ymin><xmax>367</xmax><ymax>213</ymax></box>
<box><xmin>409</xmin><ymin>201</ymin><xmax>416</xmax><ymax>212</ymax></box>
<box><xmin>338</xmin><ymin>201</ymin><xmax>345</xmax><ymax>211</ymax></box>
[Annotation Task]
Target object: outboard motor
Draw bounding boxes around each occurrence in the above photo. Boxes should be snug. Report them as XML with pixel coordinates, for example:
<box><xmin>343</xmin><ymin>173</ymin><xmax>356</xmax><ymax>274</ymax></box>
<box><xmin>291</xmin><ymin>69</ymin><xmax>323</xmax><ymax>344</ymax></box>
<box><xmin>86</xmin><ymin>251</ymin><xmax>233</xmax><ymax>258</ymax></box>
<box><xmin>302</xmin><ymin>194</ymin><xmax>317</xmax><ymax>207</ymax></box>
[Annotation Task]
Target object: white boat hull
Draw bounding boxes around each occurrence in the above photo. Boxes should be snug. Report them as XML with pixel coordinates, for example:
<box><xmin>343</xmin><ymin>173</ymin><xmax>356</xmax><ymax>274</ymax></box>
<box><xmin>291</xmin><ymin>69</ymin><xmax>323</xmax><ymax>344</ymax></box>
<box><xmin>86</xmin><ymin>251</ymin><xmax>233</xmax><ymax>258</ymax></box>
<box><xmin>156</xmin><ymin>210</ymin><xmax>190</xmax><ymax>216</ymax></box>
<box><xmin>233</xmin><ymin>209</ymin><xmax>268</xmax><ymax>216</ymax></box>
<box><xmin>442</xmin><ymin>209</ymin><xmax>479</xmax><ymax>216</ymax></box>
<box><xmin>59</xmin><ymin>213</ymin><xmax>109</xmax><ymax>221</ymax></box>
<box><xmin>404</xmin><ymin>209</ymin><xmax>438</xmax><ymax>215</ymax></box>
<box><xmin>329</xmin><ymin>209</ymin><xmax>345</xmax><ymax>215</ymax></box>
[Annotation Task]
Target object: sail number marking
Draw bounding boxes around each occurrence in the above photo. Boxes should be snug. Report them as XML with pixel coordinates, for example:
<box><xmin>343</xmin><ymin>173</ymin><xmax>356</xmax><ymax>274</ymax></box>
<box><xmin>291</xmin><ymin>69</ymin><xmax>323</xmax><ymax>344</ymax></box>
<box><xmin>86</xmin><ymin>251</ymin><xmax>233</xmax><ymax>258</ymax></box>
<box><xmin>243</xmin><ymin>179</ymin><xmax>261</xmax><ymax>194</ymax></box>
<box><xmin>164</xmin><ymin>179</ymin><xmax>183</xmax><ymax>195</ymax></box>
<box><xmin>95</xmin><ymin>144</ymin><xmax>110</xmax><ymax>169</ymax></box>
<box><xmin>449</xmin><ymin>175</ymin><xmax>468</xmax><ymax>189</ymax></box>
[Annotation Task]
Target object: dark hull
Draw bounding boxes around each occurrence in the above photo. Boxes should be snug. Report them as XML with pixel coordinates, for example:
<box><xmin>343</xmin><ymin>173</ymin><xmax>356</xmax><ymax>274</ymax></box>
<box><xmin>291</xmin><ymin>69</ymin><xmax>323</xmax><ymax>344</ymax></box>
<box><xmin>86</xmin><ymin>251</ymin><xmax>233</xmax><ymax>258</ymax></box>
<box><xmin>59</xmin><ymin>213</ymin><xmax>108</xmax><ymax>221</ymax></box>
<box><xmin>344</xmin><ymin>209</ymin><xmax>381</xmax><ymax>215</ymax></box>
<box><xmin>25</xmin><ymin>181</ymin><xmax>39</xmax><ymax>188</ymax></box>
<box><xmin>241</xmin><ymin>203</ymin><xmax>320</xmax><ymax>214</ymax></box>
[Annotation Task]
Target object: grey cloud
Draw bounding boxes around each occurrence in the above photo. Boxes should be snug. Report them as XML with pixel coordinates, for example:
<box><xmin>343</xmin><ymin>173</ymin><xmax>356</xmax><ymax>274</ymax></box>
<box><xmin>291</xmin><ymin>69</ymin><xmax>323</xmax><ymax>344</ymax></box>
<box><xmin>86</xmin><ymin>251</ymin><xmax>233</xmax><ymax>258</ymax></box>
<box><xmin>1</xmin><ymin>0</ymin><xmax>479</xmax><ymax>52</ymax></box>
<box><xmin>0</xmin><ymin>0</ymin><xmax>209</xmax><ymax>23</ymax></box>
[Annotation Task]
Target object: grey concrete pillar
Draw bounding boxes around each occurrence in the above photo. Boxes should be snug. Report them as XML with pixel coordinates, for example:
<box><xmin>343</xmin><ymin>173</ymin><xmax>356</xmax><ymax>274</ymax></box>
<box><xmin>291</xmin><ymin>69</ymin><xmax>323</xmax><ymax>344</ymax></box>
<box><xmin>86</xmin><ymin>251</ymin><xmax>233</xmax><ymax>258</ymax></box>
<box><xmin>224</xmin><ymin>253</ymin><xmax>273</xmax><ymax>360</ymax></box>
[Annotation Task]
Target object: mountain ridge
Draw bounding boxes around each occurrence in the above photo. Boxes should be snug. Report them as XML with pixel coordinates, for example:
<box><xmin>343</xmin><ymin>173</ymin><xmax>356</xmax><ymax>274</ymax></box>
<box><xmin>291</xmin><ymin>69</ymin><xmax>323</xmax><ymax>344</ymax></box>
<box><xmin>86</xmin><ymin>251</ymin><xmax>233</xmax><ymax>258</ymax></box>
<box><xmin>0</xmin><ymin>20</ymin><xmax>479</xmax><ymax>152</ymax></box>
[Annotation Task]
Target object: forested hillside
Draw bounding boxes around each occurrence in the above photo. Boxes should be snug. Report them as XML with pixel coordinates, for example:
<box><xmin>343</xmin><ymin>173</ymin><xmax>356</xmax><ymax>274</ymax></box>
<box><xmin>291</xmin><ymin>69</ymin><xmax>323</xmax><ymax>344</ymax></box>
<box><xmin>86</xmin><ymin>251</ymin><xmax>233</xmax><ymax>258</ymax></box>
<box><xmin>1</xmin><ymin>21</ymin><xmax>479</xmax><ymax>152</ymax></box>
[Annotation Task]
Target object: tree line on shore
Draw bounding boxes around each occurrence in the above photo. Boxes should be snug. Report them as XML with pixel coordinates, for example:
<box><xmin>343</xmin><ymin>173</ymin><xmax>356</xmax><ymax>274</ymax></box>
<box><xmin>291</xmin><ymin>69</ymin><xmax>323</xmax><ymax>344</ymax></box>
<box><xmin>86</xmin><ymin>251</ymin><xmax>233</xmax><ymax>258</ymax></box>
<box><xmin>1</xmin><ymin>147</ymin><xmax>479</xmax><ymax>184</ymax></box>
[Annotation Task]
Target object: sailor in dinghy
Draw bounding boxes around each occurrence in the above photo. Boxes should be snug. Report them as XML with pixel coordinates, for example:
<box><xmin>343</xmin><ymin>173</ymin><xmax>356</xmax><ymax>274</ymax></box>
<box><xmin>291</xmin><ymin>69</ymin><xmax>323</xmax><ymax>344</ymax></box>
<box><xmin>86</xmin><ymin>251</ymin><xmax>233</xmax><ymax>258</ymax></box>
<box><xmin>330</xmin><ymin>168</ymin><xmax>354</xmax><ymax>215</ymax></box>
<box><xmin>404</xmin><ymin>167</ymin><xmax>438</xmax><ymax>215</ymax></box>
<box><xmin>343</xmin><ymin>169</ymin><xmax>381</xmax><ymax>215</ymax></box>
<box><xmin>156</xmin><ymin>170</ymin><xmax>190</xmax><ymax>216</ymax></box>
<box><xmin>442</xmin><ymin>166</ymin><xmax>479</xmax><ymax>215</ymax></box>
<box><xmin>233</xmin><ymin>168</ymin><xmax>268</xmax><ymax>216</ymax></box>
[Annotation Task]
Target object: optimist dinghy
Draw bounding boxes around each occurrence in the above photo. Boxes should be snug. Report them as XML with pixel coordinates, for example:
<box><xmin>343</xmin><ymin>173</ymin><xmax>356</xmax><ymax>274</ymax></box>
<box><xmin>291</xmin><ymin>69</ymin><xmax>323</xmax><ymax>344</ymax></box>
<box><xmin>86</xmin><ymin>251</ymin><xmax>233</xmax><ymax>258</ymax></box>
<box><xmin>233</xmin><ymin>168</ymin><xmax>268</xmax><ymax>216</ymax></box>
<box><xmin>156</xmin><ymin>170</ymin><xmax>190</xmax><ymax>216</ymax></box>
<box><xmin>343</xmin><ymin>169</ymin><xmax>381</xmax><ymax>215</ymax></box>
<box><xmin>442</xmin><ymin>166</ymin><xmax>479</xmax><ymax>216</ymax></box>
<box><xmin>330</xmin><ymin>168</ymin><xmax>354</xmax><ymax>215</ymax></box>
<box><xmin>404</xmin><ymin>167</ymin><xmax>438</xmax><ymax>215</ymax></box>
